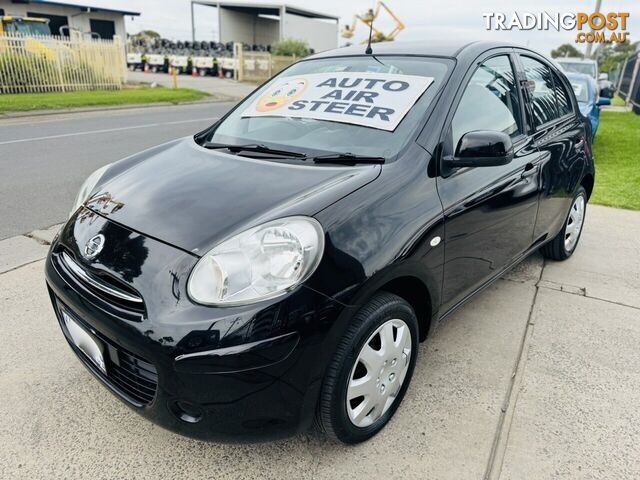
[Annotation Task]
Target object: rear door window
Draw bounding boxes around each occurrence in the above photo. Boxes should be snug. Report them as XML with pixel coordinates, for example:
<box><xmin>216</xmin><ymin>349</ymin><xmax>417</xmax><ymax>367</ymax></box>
<box><xmin>520</xmin><ymin>56</ymin><xmax>559</xmax><ymax>127</ymax></box>
<box><xmin>552</xmin><ymin>71</ymin><xmax>573</xmax><ymax>116</ymax></box>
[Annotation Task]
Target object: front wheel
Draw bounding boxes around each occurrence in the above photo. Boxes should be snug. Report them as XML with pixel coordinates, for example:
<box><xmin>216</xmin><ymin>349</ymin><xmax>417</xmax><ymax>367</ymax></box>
<box><xmin>316</xmin><ymin>292</ymin><xmax>419</xmax><ymax>443</ymax></box>
<box><xmin>541</xmin><ymin>186</ymin><xmax>587</xmax><ymax>261</ymax></box>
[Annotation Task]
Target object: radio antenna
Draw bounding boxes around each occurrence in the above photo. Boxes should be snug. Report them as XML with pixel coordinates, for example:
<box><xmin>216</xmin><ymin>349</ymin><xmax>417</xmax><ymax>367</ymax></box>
<box><xmin>365</xmin><ymin>13</ymin><xmax>374</xmax><ymax>54</ymax></box>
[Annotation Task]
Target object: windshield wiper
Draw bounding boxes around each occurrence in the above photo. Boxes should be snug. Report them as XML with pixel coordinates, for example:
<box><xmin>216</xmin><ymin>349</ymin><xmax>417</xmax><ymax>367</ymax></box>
<box><xmin>312</xmin><ymin>152</ymin><xmax>386</xmax><ymax>164</ymax></box>
<box><xmin>202</xmin><ymin>142</ymin><xmax>307</xmax><ymax>158</ymax></box>
<box><xmin>203</xmin><ymin>143</ymin><xmax>385</xmax><ymax>164</ymax></box>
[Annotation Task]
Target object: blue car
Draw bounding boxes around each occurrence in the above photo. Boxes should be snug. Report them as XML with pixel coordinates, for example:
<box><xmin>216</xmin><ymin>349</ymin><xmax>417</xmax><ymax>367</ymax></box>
<box><xmin>566</xmin><ymin>72</ymin><xmax>610</xmax><ymax>140</ymax></box>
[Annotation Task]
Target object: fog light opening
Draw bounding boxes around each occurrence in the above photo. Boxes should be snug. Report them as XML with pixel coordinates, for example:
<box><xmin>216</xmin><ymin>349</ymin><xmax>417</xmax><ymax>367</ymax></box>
<box><xmin>170</xmin><ymin>400</ymin><xmax>203</xmax><ymax>424</ymax></box>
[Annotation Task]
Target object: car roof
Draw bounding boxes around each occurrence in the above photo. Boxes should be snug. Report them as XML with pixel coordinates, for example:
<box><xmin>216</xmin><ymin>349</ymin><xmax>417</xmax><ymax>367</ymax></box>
<box><xmin>307</xmin><ymin>40</ymin><xmax>525</xmax><ymax>60</ymax></box>
<box><xmin>565</xmin><ymin>72</ymin><xmax>592</xmax><ymax>81</ymax></box>
<box><xmin>565</xmin><ymin>72</ymin><xmax>596</xmax><ymax>90</ymax></box>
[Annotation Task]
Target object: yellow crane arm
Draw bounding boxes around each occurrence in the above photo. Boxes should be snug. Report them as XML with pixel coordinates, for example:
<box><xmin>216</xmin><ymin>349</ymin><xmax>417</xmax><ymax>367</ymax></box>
<box><xmin>341</xmin><ymin>14</ymin><xmax>358</xmax><ymax>38</ymax></box>
<box><xmin>341</xmin><ymin>1</ymin><xmax>405</xmax><ymax>42</ymax></box>
<box><xmin>376</xmin><ymin>1</ymin><xmax>405</xmax><ymax>40</ymax></box>
<box><xmin>342</xmin><ymin>12</ymin><xmax>384</xmax><ymax>39</ymax></box>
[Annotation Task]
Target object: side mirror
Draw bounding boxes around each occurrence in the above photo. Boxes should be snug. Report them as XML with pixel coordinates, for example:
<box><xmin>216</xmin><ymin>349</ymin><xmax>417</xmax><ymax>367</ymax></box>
<box><xmin>598</xmin><ymin>73</ymin><xmax>609</xmax><ymax>81</ymax></box>
<box><xmin>597</xmin><ymin>96</ymin><xmax>611</xmax><ymax>106</ymax></box>
<box><xmin>600</xmin><ymin>87</ymin><xmax>615</xmax><ymax>98</ymax></box>
<box><xmin>443</xmin><ymin>130</ymin><xmax>514</xmax><ymax>169</ymax></box>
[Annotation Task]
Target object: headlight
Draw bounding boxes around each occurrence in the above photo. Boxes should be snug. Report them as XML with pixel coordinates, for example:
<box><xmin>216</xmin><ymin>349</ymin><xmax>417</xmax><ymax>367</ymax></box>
<box><xmin>188</xmin><ymin>216</ymin><xmax>324</xmax><ymax>306</ymax></box>
<box><xmin>69</xmin><ymin>164</ymin><xmax>111</xmax><ymax>217</ymax></box>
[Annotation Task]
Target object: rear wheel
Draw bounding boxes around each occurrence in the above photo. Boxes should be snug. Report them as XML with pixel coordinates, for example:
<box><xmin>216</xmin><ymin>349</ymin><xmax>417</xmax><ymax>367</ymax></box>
<box><xmin>541</xmin><ymin>186</ymin><xmax>587</xmax><ymax>261</ymax></box>
<box><xmin>316</xmin><ymin>292</ymin><xmax>419</xmax><ymax>443</ymax></box>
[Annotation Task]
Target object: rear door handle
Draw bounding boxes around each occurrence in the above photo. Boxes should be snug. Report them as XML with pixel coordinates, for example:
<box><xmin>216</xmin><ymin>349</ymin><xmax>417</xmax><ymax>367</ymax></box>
<box><xmin>575</xmin><ymin>139</ymin><xmax>585</xmax><ymax>151</ymax></box>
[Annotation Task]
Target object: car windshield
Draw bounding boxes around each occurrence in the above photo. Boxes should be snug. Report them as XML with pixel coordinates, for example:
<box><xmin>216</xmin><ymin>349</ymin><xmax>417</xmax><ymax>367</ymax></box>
<box><xmin>7</xmin><ymin>20</ymin><xmax>51</xmax><ymax>36</ymax></box>
<box><xmin>570</xmin><ymin>79</ymin><xmax>590</xmax><ymax>103</ymax></box>
<box><xmin>558</xmin><ymin>61</ymin><xmax>596</xmax><ymax>79</ymax></box>
<box><xmin>204</xmin><ymin>55</ymin><xmax>452</xmax><ymax>159</ymax></box>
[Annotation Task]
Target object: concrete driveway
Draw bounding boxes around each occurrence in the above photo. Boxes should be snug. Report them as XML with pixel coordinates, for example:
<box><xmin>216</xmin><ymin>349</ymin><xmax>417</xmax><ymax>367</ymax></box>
<box><xmin>129</xmin><ymin>71</ymin><xmax>256</xmax><ymax>100</ymax></box>
<box><xmin>1</xmin><ymin>204</ymin><xmax>639</xmax><ymax>479</ymax></box>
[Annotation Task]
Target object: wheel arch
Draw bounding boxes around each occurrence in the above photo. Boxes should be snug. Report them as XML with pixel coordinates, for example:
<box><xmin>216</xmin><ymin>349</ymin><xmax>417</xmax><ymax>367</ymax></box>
<box><xmin>342</xmin><ymin>264</ymin><xmax>439</xmax><ymax>343</ymax></box>
<box><xmin>581</xmin><ymin>173</ymin><xmax>594</xmax><ymax>200</ymax></box>
<box><xmin>377</xmin><ymin>276</ymin><xmax>433</xmax><ymax>342</ymax></box>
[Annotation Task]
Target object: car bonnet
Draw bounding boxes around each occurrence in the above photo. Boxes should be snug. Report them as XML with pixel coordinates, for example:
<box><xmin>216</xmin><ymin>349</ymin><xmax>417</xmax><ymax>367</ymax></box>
<box><xmin>84</xmin><ymin>137</ymin><xmax>381</xmax><ymax>255</ymax></box>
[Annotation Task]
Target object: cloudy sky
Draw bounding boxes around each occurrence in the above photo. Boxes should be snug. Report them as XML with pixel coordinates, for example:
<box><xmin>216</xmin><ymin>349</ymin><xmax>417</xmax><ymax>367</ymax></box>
<box><xmin>52</xmin><ymin>0</ymin><xmax>640</xmax><ymax>56</ymax></box>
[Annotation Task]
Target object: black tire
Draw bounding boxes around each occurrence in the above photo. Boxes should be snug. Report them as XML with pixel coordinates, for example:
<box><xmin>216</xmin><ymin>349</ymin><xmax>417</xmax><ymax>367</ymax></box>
<box><xmin>316</xmin><ymin>291</ymin><xmax>419</xmax><ymax>444</ymax></box>
<box><xmin>541</xmin><ymin>186</ymin><xmax>587</xmax><ymax>261</ymax></box>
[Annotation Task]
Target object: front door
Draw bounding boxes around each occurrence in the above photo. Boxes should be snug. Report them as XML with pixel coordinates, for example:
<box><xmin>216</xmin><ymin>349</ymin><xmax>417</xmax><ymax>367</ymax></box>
<box><xmin>437</xmin><ymin>53</ymin><xmax>545</xmax><ymax>312</ymax></box>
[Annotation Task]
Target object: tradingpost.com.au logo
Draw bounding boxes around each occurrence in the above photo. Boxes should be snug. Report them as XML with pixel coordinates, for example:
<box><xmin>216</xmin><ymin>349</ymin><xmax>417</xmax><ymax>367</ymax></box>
<box><xmin>483</xmin><ymin>11</ymin><xmax>630</xmax><ymax>44</ymax></box>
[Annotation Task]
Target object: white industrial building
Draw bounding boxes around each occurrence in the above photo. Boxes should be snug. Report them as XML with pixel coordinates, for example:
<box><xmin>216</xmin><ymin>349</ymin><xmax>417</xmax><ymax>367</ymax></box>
<box><xmin>190</xmin><ymin>1</ymin><xmax>339</xmax><ymax>53</ymax></box>
<box><xmin>0</xmin><ymin>0</ymin><xmax>139</xmax><ymax>38</ymax></box>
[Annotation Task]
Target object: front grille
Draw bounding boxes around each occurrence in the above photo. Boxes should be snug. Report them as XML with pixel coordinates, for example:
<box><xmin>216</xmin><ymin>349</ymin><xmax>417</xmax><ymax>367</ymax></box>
<box><xmin>52</xmin><ymin>249</ymin><xmax>145</xmax><ymax>322</ymax></box>
<box><xmin>53</xmin><ymin>296</ymin><xmax>158</xmax><ymax>407</ymax></box>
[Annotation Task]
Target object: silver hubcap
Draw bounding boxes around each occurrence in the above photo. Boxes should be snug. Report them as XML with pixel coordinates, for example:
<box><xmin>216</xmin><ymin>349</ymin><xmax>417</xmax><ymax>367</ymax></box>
<box><xmin>565</xmin><ymin>195</ymin><xmax>585</xmax><ymax>251</ymax></box>
<box><xmin>346</xmin><ymin>319</ymin><xmax>412</xmax><ymax>428</ymax></box>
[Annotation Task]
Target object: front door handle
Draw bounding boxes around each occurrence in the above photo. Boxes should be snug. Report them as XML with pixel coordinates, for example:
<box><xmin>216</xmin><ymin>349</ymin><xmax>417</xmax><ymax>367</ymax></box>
<box><xmin>521</xmin><ymin>163</ymin><xmax>539</xmax><ymax>178</ymax></box>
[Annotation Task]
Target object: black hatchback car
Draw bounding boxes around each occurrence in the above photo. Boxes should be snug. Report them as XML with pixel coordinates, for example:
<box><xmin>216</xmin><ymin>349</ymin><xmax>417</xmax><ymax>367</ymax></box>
<box><xmin>46</xmin><ymin>40</ymin><xmax>593</xmax><ymax>444</ymax></box>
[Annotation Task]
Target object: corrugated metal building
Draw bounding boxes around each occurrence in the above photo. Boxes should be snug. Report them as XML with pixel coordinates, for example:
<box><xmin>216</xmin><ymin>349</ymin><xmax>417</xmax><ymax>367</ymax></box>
<box><xmin>191</xmin><ymin>1</ymin><xmax>339</xmax><ymax>52</ymax></box>
<box><xmin>0</xmin><ymin>0</ymin><xmax>139</xmax><ymax>38</ymax></box>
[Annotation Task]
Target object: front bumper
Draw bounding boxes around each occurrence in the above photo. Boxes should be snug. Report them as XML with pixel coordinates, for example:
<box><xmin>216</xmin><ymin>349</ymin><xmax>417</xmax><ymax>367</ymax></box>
<box><xmin>45</xmin><ymin>208</ymin><xmax>346</xmax><ymax>442</ymax></box>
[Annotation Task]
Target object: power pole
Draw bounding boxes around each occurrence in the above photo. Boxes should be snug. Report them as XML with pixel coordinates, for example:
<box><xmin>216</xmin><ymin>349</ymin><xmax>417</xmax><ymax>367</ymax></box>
<box><xmin>190</xmin><ymin>1</ymin><xmax>196</xmax><ymax>42</ymax></box>
<box><xmin>585</xmin><ymin>0</ymin><xmax>602</xmax><ymax>59</ymax></box>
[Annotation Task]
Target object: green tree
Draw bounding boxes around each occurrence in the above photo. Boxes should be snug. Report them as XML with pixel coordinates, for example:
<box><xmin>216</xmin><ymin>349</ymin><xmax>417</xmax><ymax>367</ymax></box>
<box><xmin>596</xmin><ymin>40</ymin><xmax>638</xmax><ymax>73</ymax></box>
<box><xmin>271</xmin><ymin>39</ymin><xmax>310</xmax><ymax>57</ymax></box>
<box><xmin>130</xmin><ymin>30</ymin><xmax>161</xmax><ymax>40</ymax></box>
<box><xmin>551</xmin><ymin>44</ymin><xmax>584</xmax><ymax>59</ymax></box>
<box><xmin>139</xmin><ymin>30</ymin><xmax>160</xmax><ymax>38</ymax></box>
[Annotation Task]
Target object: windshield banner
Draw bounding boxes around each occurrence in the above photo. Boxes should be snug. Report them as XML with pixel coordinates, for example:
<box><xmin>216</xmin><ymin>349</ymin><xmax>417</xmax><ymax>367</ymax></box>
<box><xmin>241</xmin><ymin>72</ymin><xmax>434</xmax><ymax>131</ymax></box>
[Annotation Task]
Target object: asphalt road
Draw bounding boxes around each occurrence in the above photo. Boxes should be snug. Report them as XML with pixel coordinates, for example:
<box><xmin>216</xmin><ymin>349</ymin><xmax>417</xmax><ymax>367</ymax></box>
<box><xmin>0</xmin><ymin>102</ymin><xmax>235</xmax><ymax>240</ymax></box>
